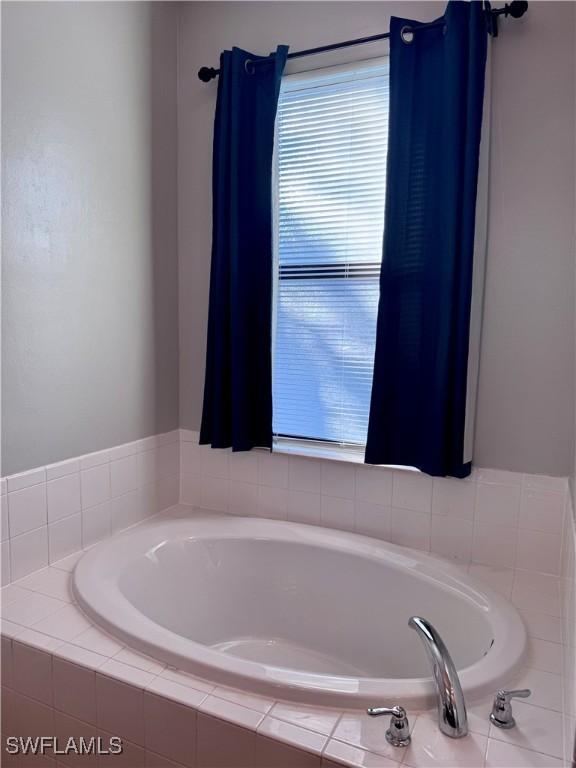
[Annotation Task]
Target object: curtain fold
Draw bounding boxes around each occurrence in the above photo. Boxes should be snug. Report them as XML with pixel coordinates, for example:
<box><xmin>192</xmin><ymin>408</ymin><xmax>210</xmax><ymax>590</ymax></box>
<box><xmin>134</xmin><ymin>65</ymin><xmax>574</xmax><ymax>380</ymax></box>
<box><xmin>200</xmin><ymin>46</ymin><xmax>288</xmax><ymax>451</ymax></box>
<box><xmin>365</xmin><ymin>1</ymin><xmax>488</xmax><ymax>477</ymax></box>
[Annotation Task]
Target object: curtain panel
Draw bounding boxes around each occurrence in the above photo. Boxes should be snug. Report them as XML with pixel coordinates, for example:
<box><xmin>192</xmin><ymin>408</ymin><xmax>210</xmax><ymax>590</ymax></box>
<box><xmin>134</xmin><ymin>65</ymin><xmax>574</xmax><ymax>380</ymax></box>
<box><xmin>365</xmin><ymin>1</ymin><xmax>488</xmax><ymax>478</ymax></box>
<box><xmin>200</xmin><ymin>45</ymin><xmax>288</xmax><ymax>451</ymax></box>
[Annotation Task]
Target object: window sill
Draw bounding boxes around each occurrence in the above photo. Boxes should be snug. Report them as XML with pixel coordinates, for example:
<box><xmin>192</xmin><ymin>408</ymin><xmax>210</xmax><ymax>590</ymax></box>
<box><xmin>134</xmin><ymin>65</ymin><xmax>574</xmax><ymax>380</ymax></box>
<box><xmin>272</xmin><ymin>437</ymin><xmax>419</xmax><ymax>472</ymax></box>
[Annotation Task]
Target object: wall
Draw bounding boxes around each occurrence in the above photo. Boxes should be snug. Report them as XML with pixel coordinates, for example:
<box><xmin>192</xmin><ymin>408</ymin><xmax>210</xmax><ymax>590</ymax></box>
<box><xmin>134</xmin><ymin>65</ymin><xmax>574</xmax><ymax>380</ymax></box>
<box><xmin>178</xmin><ymin>1</ymin><xmax>576</xmax><ymax>477</ymax></box>
<box><xmin>1</xmin><ymin>1</ymin><xmax>179</xmax><ymax>476</ymax></box>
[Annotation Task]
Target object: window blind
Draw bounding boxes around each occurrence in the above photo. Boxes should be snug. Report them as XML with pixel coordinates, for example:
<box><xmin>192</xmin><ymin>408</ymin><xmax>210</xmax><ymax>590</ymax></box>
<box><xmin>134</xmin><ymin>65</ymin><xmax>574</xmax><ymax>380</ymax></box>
<box><xmin>272</xmin><ymin>59</ymin><xmax>389</xmax><ymax>446</ymax></box>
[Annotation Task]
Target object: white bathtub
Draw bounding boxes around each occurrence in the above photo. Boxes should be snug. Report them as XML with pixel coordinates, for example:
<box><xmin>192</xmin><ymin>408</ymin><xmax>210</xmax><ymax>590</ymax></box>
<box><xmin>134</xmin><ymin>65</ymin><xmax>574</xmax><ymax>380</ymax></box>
<box><xmin>73</xmin><ymin>515</ymin><xmax>526</xmax><ymax>708</ymax></box>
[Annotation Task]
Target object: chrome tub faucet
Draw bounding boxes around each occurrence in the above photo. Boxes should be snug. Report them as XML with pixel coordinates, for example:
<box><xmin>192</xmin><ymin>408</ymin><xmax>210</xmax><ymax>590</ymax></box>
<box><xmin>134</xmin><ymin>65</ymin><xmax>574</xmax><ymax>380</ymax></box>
<box><xmin>409</xmin><ymin>616</ymin><xmax>468</xmax><ymax>738</ymax></box>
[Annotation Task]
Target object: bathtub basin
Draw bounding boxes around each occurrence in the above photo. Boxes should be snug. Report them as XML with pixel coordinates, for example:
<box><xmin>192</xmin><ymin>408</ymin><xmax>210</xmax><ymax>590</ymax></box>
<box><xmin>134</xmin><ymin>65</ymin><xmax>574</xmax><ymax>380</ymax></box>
<box><xmin>73</xmin><ymin>515</ymin><xmax>526</xmax><ymax>708</ymax></box>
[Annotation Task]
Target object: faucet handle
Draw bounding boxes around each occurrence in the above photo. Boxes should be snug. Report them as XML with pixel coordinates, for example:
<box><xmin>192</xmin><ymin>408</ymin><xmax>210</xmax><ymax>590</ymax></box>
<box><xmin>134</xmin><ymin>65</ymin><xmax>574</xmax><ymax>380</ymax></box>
<box><xmin>367</xmin><ymin>705</ymin><xmax>411</xmax><ymax>747</ymax></box>
<box><xmin>490</xmin><ymin>689</ymin><xmax>531</xmax><ymax>729</ymax></box>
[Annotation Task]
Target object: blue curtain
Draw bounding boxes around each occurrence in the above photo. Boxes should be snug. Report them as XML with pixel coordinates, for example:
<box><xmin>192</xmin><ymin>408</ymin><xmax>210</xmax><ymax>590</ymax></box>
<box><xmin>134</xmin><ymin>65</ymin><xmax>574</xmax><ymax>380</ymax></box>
<box><xmin>365</xmin><ymin>1</ymin><xmax>488</xmax><ymax>477</ymax></box>
<box><xmin>200</xmin><ymin>46</ymin><xmax>288</xmax><ymax>451</ymax></box>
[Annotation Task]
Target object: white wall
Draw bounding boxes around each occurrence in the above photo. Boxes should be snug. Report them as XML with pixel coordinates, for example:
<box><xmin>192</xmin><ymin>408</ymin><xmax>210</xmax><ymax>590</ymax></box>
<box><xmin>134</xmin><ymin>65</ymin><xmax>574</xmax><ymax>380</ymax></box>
<box><xmin>2</xmin><ymin>1</ymin><xmax>179</xmax><ymax>475</ymax></box>
<box><xmin>177</xmin><ymin>1</ymin><xmax>576</xmax><ymax>477</ymax></box>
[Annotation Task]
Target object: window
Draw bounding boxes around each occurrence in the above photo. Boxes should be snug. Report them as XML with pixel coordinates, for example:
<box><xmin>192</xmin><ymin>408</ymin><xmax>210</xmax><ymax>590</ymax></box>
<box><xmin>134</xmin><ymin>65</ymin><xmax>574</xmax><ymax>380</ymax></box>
<box><xmin>272</xmin><ymin>59</ymin><xmax>389</xmax><ymax>454</ymax></box>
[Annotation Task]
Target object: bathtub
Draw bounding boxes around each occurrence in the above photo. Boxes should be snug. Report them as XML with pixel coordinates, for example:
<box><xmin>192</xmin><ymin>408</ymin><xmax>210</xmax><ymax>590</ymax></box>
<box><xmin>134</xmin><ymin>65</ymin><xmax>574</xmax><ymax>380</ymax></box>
<box><xmin>73</xmin><ymin>515</ymin><xmax>526</xmax><ymax>709</ymax></box>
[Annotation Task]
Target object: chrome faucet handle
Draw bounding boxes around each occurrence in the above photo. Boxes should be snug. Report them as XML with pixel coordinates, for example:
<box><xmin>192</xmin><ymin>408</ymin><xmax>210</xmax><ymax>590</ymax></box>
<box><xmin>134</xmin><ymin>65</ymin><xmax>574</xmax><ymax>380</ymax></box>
<box><xmin>490</xmin><ymin>689</ymin><xmax>531</xmax><ymax>729</ymax></box>
<box><xmin>367</xmin><ymin>705</ymin><xmax>411</xmax><ymax>747</ymax></box>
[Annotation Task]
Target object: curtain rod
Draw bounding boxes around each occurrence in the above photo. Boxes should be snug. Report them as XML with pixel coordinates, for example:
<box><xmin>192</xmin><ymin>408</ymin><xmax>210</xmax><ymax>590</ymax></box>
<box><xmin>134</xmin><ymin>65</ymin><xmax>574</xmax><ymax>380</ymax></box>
<box><xmin>197</xmin><ymin>1</ymin><xmax>527</xmax><ymax>82</ymax></box>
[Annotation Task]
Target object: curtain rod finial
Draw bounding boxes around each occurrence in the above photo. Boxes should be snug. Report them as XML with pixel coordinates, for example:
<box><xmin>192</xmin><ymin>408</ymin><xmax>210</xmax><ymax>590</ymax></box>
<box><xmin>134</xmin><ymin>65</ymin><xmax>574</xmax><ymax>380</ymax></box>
<box><xmin>198</xmin><ymin>66</ymin><xmax>219</xmax><ymax>82</ymax></box>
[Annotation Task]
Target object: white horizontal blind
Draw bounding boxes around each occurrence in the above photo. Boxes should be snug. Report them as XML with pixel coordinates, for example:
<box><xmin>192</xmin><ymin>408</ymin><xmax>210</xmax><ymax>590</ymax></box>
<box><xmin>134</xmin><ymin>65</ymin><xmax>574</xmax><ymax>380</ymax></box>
<box><xmin>272</xmin><ymin>59</ymin><xmax>389</xmax><ymax>446</ymax></box>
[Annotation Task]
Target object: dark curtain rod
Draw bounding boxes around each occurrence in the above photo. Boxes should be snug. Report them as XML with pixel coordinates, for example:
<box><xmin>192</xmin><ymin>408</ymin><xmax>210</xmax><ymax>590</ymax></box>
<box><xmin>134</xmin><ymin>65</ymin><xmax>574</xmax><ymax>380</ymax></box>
<box><xmin>198</xmin><ymin>1</ymin><xmax>527</xmax><ymax>82</ymax></box>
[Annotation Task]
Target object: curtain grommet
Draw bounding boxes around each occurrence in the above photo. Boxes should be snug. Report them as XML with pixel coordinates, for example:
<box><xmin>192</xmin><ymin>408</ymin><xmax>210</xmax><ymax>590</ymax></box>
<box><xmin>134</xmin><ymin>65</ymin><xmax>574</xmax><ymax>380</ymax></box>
<box><xmin>245</xmin><ymin>59</ymin><xmax>255</xmax><ymax>75</ymax></box>
<box><xmin>400</xmin><ymin>26</ymin><xmax>415</xmax><ymax>44</ymax></box>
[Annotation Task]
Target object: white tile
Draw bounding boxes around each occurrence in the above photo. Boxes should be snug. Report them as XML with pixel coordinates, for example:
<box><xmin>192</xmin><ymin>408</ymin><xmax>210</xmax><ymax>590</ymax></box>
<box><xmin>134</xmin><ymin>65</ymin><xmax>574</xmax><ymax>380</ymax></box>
<box><xmin>158</xmin><ymin>442</ymin><xmax>179</xmax><ymax>478</ymax></box>
<box><xmin>201</xmin><ymin>476</ymin><xmax>229</xmax><ymax>512</ymax></box>
<box><xmin>389</xmin><ymin>507</ymin><xmax>431</xmax><ymax>551</ymax></box>
<box><xmin>526</xmin><ymin>638</ymin><xmax>562</xmax><ymax>674</ymax></box>
<box><xmin>108</xmin><ymin>441</ymin><xmax>140</xmax><ymax>461</ymax></box>
<box><xmin>523</xmin><ymin>474</ymin><xmax>567</xmax><ymax>493</ymax></box>
<box><xmin>269</xmin><ymin>702</ymin><xmax>339</xmax><ymax>736</ymax></box>
<box><xmin>54</xmin><ymin>641</ymin><xmax>108</xmax><ymax>670</ymax></box>
<box><xmin>287</xmin><ymin>490</ymin><xmax>321</xmax><ymax>525</ymax></box>
<box><xmin>72</xmin><ymin>626</ymin><xmax>124</xmax><ymax>657</ymax></box>
<box><xmin>147</xmin><ymin>675</ymin><xmax>208</xmax><ymax>709</ymax></box>
<box><xmin>475</xmin><ymin>482</ymin><xmax>521</xmax><ymax>528</ymax></box>
<box><xmin>471</xmin><ymin>524</ymin><xmax>517</xmax><ymax>568</ymax></box>
<box><xmin>3</xmin><ymin>590</ymin><xmax>65</xmax><ymax>626</ymax></box>
<box><xmin>257</xmin><ymin>715</ymin><xmax>326</xmax><ymax>754</ymax></box>
<box><xmin>258</xmin><ymin>485</ymin><xmax>288</xmax><ymax>520</ymax></box>
<box><xmin>430</xmin><ymin>516</ymin><xmax>473</xmax><ymax>562</ymax></box>
<box><xmin>354</xmin><ymin>501</ymin><xmax>391</xmax><ymax>540</ymax></box>
<box><xmin>1</xmin><ymin>583</ymin><xmax>31</xmax><ymax>607</ymax></box>
<box><xmin>1</xmin><ymin>495</ymin><xmax>9</xmax><ymax>540</ymax></box>
<box><xmin>8</xmin><ymin>483</ymin><xmax>47</xmax><ymax>537</ymax></box>
<box><xmin>403</xmin><ymin>716</ymin><xmax>487</xmax><ymax>767</ymax></box>
<box><xmin>32</xmin><ymin>603</ymin><xmax>91</xmax><ymax>641</ymax></box>
<box><xmin>392</xmin><ymin>471</ymin><xmax>432</xmax><ymax>513</ymax></box>
<box><xmin>10</xmin><ymin>526</ymin><xmax>49</xmax><ymax>580</ymax></box>
<box><xmin>1</xmin><ymin>540</ymin><xmax>10</xmax><ymax>585</ymax></box>
<box><xmin>519</xmin><ymin>489</ymin><xmax>565</xmax><ymax>534</ymax></box>
<box><xmin>355</xmin><ymin>467</ymin><xmax>392</xmax><ymax>506</ymax></box>
<box><xmin>512</xmin><ymin>571</ymin><xmax>562</xmax><ymax>616</ymax></box>
<box><xmin>323</xmin><ymin>739</ymin><xmax>399</xmax><ymax>768</ymax></box>
<box><xmin>17</xmin><ymin>566</ymin><xmax>72</xmax><ymax>602</ymax></box>
<box><xmin>110</xmin><ymin>456</ymin><xmax>138</xmax><ymax>498</ymax></box>
<box><xmin>200</xmin><ymin>695</ymin><xmax>266</xmax><ymax>731</ymax></box>
<box><xmin>0</xmin><ymin>478</ymin><xmax>6</xmax><ymax>496</ymax></box>
<box><xmin>160</xmin><ymin>667</ymin><xmax>215</xmax><ymax>694</ymax></box>
<box><xmin>513</xmin><ymin>667</ymin><xmax>563</xmax><ymax>712</ymax></box>
<box><xmin>79</xmin><ymin>449</ymin><xmax>110</xmax><ymax>469</ymax></box>
<box><xmin>485</xmin><ymin>738</ymin><xmax>562</xmax><ymax>767</ymax></box>
<box><xmin>516</xmin><ymin>529</ymin><xmax>562</xmax><ymax>575</ymax></box>
<box><xmin>96</xmin><ymin>670</ymin><xmax>146</xmax><ymax>746</ymax></box>
<box><xmin>200</xmin><ymin>446</ymin><xmax>229</xmax><ymax>478</ymax></box>
<box><xmin>47</xmin><ymin>473</ymin><xmax>81</xmax><ymax>523</ymax></box>
<box><xmin>321</xmin><ymin>496</ymin><xmax>354</xmax><ymax>531</ymax></box>
<box><xmin>113</xmin><ymin>647</ymin><xmax>165</xmax><ymax>675</ymax></box>
<box><xmin>229</xmin><ymin>452</ymin><xmax>260</xmax><ymax>484</ymax></box>
<box><xmin>229</xmin><ymin>481</ymin><xmax>259</xmax><ymax>516</ymax></box>
<box><xmin>180</xmin><ymin>475</ymin><xmax>200</xmax><ymax>506</ymax></box>
<box><xmin>111</xmin><ymin>490</ymin><xmax>139</xmax><ymax>533</ymax></box>
<box><xmin>81</xmin><ymin>464</ymin><xmax>111</xmax><ymax>509</ymax></box>
<box><xmin>49</xmin><ymin>513</ymin><xmax>82</xmax><ymax>563</ymax></box>
<box><xmin>82</xmin><ymin>499</ymin><xmax>112</xmax><ymax>548</ymax></box>
<box><xmin>180</xmin><ymin>428</ymin><xmax>199</xmax><ymax>443</ymax></box>
<box><xmin>258</xmin><ymin>452</ymin><xmax>289</xmax><ymax>488</ymax></box>
<box><xmin>321</xmin><ymin>462</ymin><xmax>355</xmax><ymax>500</ymax></box>
<box><xmin>518</xmin><ymin>609</ymin><xmax>562</xmax><ymax>644</ymax></box>
<box><xmin>53</xmin><ymin>657</ymin><xmax>97</xmax><ymax>722</ymax></box>
<box><xmin>144</xmin><ymin>689</ymin><xmax>198</xmax><ymax>766</ymax></box>
<box><xmin>212</xmin><ymin>686</ymin><xmax>273</xmax><ymax>715</ymax></box>
<box><xmin>197</xmin><ymin>711</ymin><xmax>255</xmax><ymax>768</ymax></box>
<box><xmin>476</xmin><ymin>468</ymin><xmax>522</xmax><ymax>486</ymax></box>
<box><xmin>46</xmin><ymin>459</ymin><xmax>80</xmax><ymax>481</ymax></box>
<box><xmin>99</xmin><ymin>658</ymin><xmax>157</xmax><ymax>689</ymax></box>
<box><xmin>13</xmin><ymin>641</ymin><xmax>54</xmax><ymax>704</ymax></box>
<box><xmin>138</xmin><ymin>449</ymin><xmax>160</xmax><ymax>486</ymax></box>
<box><xmin>7</xmin><ymin>468</ymin><xmax>46</xmax><ymax>492</ymax></box>
<box><xmin>432</xmin><ymin>477</ymin><xmax>475</xmax><ymax>520</ymax></box>
<box><xmin>289</xmin><ymin>457</ymin><xmax>321</xmax><ymax>494</ymax></box>
<box><xmin>488</xmin><ymin>700</ymin><xmax>563</xmax><ymax>759</ymax></box>
<box><xmin>180</xmin><ymin>440</ymin><xmax>200</xmax><ymax>477</ymax></box>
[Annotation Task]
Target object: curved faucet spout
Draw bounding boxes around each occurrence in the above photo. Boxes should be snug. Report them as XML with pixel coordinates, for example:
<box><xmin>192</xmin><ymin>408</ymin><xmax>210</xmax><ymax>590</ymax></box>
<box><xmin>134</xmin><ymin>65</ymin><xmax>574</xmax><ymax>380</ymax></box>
<box><xmin>409</xmin><ymin>616</ymin><xmax>468</xmax><ymax>738</ymax></box>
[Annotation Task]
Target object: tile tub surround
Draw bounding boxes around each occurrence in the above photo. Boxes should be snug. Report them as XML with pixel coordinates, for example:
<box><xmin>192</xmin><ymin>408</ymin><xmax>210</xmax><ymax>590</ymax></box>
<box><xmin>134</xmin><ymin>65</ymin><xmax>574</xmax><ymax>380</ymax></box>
<box><xmin>1</xmin><ymin>431</ymin><xmax>180</xmax><ymax>586</ymax></box>
<box><xmin>0</xmin><ymin>505</ymin><xmax>569</xmax><ymax>768</ymax></box>
<box><xmin>180</xmin><ymin>431</ymin><xmax>570</xmax><ymax>577</ymax></box>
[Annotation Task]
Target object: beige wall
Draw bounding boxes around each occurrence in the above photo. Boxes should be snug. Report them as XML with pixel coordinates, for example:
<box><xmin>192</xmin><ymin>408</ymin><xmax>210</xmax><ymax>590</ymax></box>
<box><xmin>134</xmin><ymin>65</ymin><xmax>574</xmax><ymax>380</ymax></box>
<box><xmin>2</xmin><ymin>2</ymin><xmax>179</xmax><ymax>475</ymax></box>
<box><xmin>178</xmin><ymin>1</ymin><xmax>576</xmax><ymax>476</ymax></box>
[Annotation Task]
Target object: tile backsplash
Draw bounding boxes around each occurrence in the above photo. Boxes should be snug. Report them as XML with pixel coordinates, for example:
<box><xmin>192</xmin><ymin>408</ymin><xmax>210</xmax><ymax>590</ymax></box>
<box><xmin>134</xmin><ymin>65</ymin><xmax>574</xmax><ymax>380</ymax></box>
<box><xmin>1</xmin><ymin>431</ymin><xmax>180</xmax><ymax>585</ymax></box>
<box><xmin>180</xmin><ymin>430</ymin><xmax>570</xmax><ymax>577</ymax></box>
